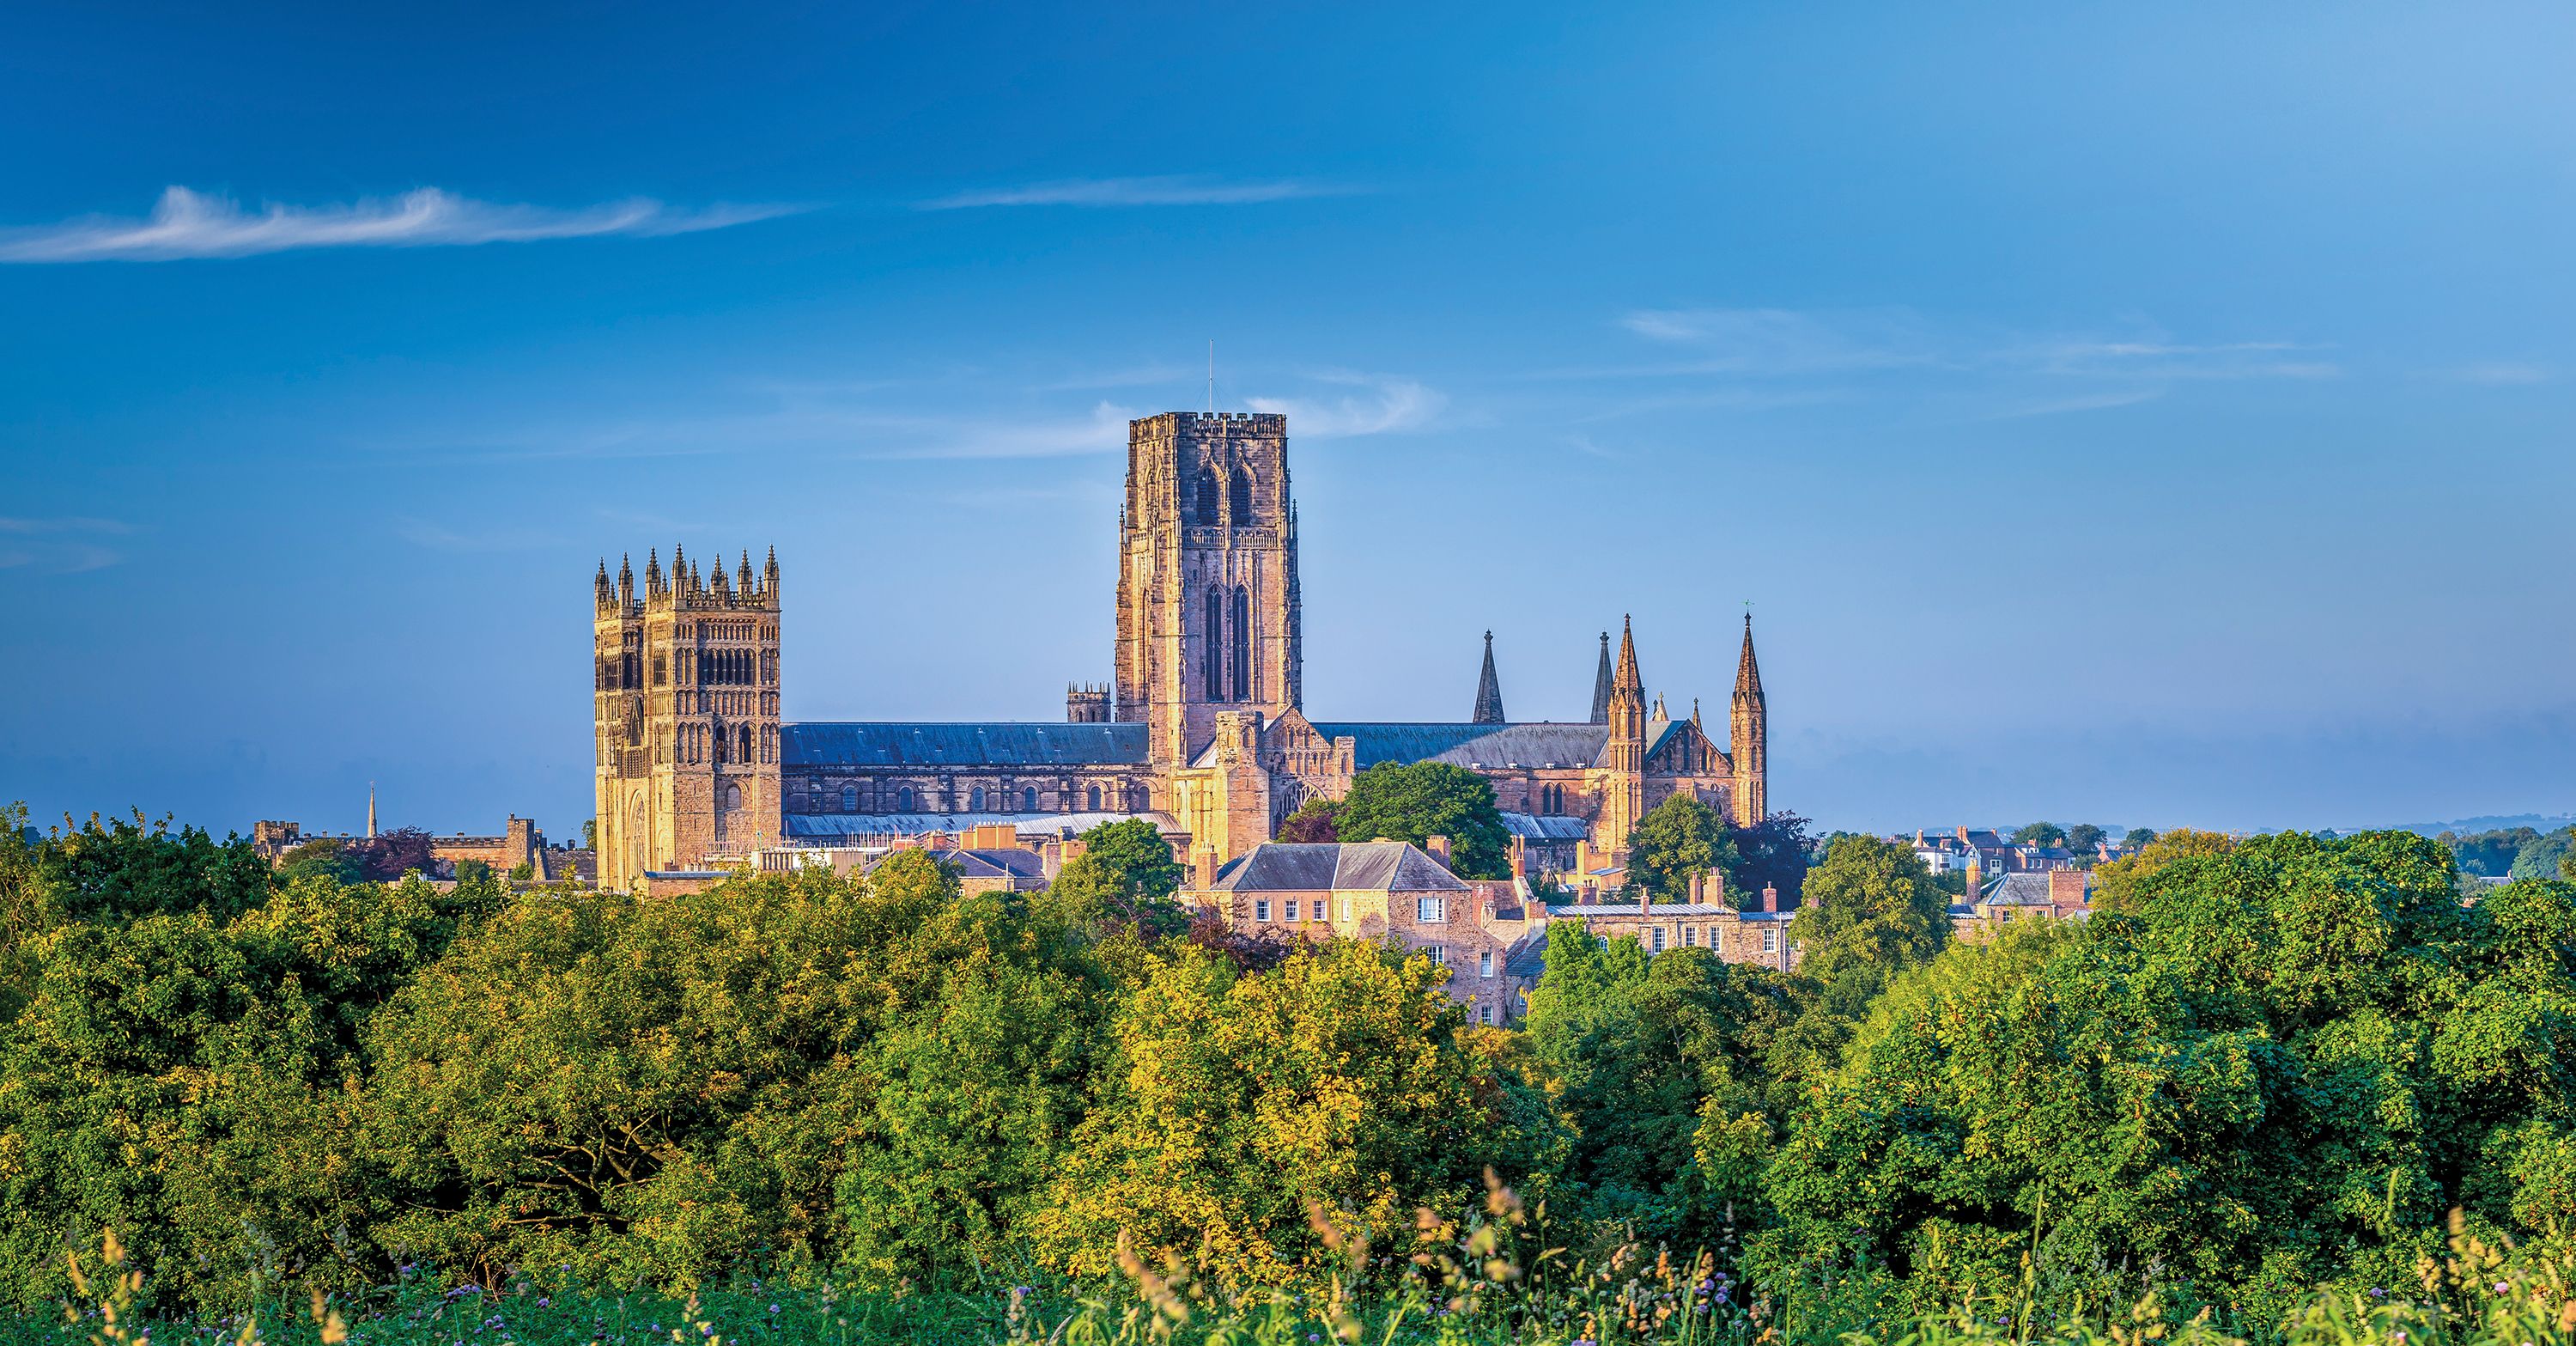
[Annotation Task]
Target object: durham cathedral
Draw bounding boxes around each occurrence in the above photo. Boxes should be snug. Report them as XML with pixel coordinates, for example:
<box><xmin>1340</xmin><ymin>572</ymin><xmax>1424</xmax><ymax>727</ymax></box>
<box><xmin>591</xmin><ymin>411</ymin><xmax>1770</xmax><ymax>892</ymax></box>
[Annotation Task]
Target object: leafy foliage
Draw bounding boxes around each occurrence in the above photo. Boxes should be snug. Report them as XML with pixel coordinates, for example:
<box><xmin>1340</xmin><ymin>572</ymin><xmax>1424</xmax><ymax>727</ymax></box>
<box><xmin>1625</xmin><ymin>795</ymin><xmax>1740</xmax><ymax>904</ymax></box>
<box><xmin>1332</xmin><ymin>763</ymin><xmax>1510</xmax><ymax>878</ymax></box>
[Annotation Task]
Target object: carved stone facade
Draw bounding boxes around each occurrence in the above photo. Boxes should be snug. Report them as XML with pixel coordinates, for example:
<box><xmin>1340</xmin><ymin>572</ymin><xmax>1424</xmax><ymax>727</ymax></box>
<box><xmin>589</xmin><ymin>411</ymin><xmax>1772</xmax><ymax>888</ymax></box>
<box><xmin>592</xmin><ymin>547</ymin><xmax>782</xmax><ymax>892</ymax></box>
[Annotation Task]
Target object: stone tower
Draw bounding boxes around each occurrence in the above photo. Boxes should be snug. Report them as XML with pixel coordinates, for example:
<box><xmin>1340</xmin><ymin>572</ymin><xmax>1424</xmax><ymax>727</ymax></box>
<box><xmin>593</xmin><ymin>545</ymin><xmax>781</xmax><ymax>892</ymax></box>
<box><xmin>1471</xmin><ymin>631</ymin><xmax>1505</xmax><ymax>724</ymax></box>
<box><xmin>1730</xmin><ymin>613</ymin><xmax>1768</xmax><ymax>828</ymax></box>
<box><xmin>1596</xmin><ymin>616</ymin><xmax>1648</xmax><ymax>857</ymax></box>
<box><xmin>1113</xmin><ymin>412</ymin><xmax>1302</xmax><ymax>771</ymax></box>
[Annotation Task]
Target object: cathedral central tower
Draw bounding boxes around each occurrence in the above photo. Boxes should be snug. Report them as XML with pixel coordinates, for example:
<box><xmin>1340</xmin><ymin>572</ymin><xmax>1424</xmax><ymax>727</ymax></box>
<box><xmin>1115</xmin><ymin>412</ymin><xmax>1302</xmax><ymax>770</ymax></box>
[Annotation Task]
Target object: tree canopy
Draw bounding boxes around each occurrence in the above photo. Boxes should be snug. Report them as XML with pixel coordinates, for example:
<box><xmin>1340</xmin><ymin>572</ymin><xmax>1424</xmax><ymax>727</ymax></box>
<box><xmin>1332</xmin><ymin>762</ymin><xmax>1510</xmax><ymax>878</ymax></box>
<box><xmin>1624</xmin><ymin>795</ymin><xmax>1738</xmax><ymax>904</ymax></box>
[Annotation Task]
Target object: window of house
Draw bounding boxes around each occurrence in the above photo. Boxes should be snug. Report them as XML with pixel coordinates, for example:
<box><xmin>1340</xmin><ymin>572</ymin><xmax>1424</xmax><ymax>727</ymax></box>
<box><xmin>1338</xmin><ymin>898</ymin><xmax>1352</xmax><ymax>923</ymax></box>
<box><xmin>1425</xmin><ymin>945</ymin><xmax>1446</xmax><ymax>965</ymax></box>
<box><xmin>1255</xmin><ymin>899</ymin><xmax>1272</xmax><ymax>923</ymax></box>
<box><xmin>1479</xmin><ymin>1003</ymin><xmax>1495</xmax><ymax>1026</ymax></box>
<box><xmin>1416</xmin><ymin>896</ymin><xmax>1445</xmax><ymax>923</ymax></box>
<box><xmin>1763</xmin><ymin>927</ymin><xmax>1780</xmax><ymax>954</ymax></box>
<box><xmin>841</xmin><ymin>784</ymin><xmax>858</xmax><ymax>813</ymax></box>
<box><xmin>1683</xmin><ymin>924</ymin><xmax>1696</xmax><ymax>946</ymax></box>
<box><xmin>1652</xmin><ymin>927</ymin><xmax>1666</xmax><ymax>953</ymax></box>
<box><xmin>1284</xmin><ymin>898</ymin><xmax>1299</xmax><ymax>921</ymax></box>
<box><xmin>1478</xmin><ymin>950</ymin><xmax>1493</xmax><ymax>978</ymax></box>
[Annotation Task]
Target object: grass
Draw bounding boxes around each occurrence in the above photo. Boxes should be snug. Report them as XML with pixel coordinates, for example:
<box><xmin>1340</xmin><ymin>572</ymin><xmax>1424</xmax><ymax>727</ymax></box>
<box><xmin>10</xmin><ymin>1219</ymin><xmax>2576</xmax><ymax>1346</ymax></box>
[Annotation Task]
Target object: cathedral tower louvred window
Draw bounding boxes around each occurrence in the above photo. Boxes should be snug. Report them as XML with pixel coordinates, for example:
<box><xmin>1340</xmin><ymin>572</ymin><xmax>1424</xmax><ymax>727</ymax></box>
<box><xmin>1205</xmin><ymin>588</ymin><xmax>1225</xmax><ymax>700</ymax></box>
<box><xmin>1229</xmin><ymin>470</ymin><xmax>1252</xmax><ymax>521</ymax></box>
<box><xmin>1230</xmin><ymin>586</ymin><xmax>1250</xmax><ymax>701</ymax></box>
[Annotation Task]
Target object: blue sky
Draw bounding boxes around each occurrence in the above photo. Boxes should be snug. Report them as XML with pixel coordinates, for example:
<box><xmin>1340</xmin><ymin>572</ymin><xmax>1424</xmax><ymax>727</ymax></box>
<box><xmin>7</xmin><ymin>1</ymin><xmax>2574</xmax><ymax>839</ymax></box>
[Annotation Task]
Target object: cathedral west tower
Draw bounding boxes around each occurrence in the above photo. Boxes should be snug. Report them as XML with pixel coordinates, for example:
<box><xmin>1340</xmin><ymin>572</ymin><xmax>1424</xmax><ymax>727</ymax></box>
<box><xmin>593</xmin><ymin>545</ymin><xmax>781</xmax><ymax>891</ymax></box>
<box><xmin>1114</xmin><ymin>412</ymin><xmax>1302</xmax><ymax>773</ymax></box>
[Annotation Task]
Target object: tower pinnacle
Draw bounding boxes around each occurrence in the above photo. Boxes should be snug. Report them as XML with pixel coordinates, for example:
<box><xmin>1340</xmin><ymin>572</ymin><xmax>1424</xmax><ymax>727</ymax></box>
<box><xmin>1588</xmin><ymin>631</ymin><xmax>1613</xmax><ymax>724</ymax></box>
<box><xmin>1472</xmin><ymin>630</ymin><xmax>1505</xmax><ymax>724</ymax></box>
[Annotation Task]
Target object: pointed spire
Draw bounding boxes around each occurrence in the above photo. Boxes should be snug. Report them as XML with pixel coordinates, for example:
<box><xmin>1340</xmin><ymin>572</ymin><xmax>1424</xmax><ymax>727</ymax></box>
<box><xmin>1652</xmin><ymin>692</ymin><xmax>1668</xmax><ymax>721</ymax></box>
<box><xmin>1735</xmin><ymin>612</ymin><xmax>1765</xmax><ymax>705</ymax></box>
<box><xmin>366</xmin><ymin>783</ymin><xmax>377</xmax><ymax>839</ymax></box>
<box><xmin>1613</xmin><ymin>614</ymin><xmax>1643</xmax><ymax>697</ymax></box>
<box><xmin>1472</xmin><ymin>630</ymin><xmax>1505</xmax><ymax>724</ymax></box>
<box><xmin>1692</xmin><ymin>697</ymin><xmax>1704</xmax><ymax>729</ymax></box>
<box><xmin>618</xmin><ymin>553</ymin><xmax>635</xmax><ymax>606</ymax></box>
<box><xmin>737</xmin><ymin>550</ymin><xmax>753</xmax><ymax>596</ymax></box>
<box><xmin>645</xmin><ymin>548</ymin><xmax>663</xmax><ymax>599</ymax></box>
<box><xmin>1589</xmin><ymin>631</ymin><xmax>1613</xmax><ymax>724</ymax></box>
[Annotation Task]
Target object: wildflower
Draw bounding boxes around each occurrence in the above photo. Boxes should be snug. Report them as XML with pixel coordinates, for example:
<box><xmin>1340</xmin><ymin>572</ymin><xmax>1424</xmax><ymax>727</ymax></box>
<box><xmin>769</xmin><ymin>1303</ymin><xmax>780</xmax><ymax>1314</ymax></box>
<box><xmin>2371</xmin><ymin>1288</ymin><xmax>2385</xmax><ymax>1298</ymax></box>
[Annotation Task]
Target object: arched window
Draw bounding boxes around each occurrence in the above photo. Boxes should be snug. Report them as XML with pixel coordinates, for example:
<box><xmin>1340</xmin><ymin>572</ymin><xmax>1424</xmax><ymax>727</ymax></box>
<box><xmin>725</xmin><ymin>783</ymin><xmax>743</xmax><ymax>810</ymax></box>
<box><xmin>1230</xmin><ymin>585</ymin><xmax>1251</xmax><ymax>701</ymax></box>
<box><xmin>738</xmin><ymin>724</ymin><xmax>753</xmax><ymax>763</ymax></box>
<box><xmin>1229</xmin><ymin>470</ymin><xmax>1252</xmax><ymax>521</ymax></box>
<box><xmin>1194</xmin><ymin>466</ymin><xmax>1219</xmax><ymax>521</ymax></box>
<box><xmin>897</xmin><ymin>786</ymin><xmax>914</xmax><ymax>813</ymax></box>
<box><xmin>1204</xmin><ymin>587</ymin><xmax>1225</xmax><ymax>700</ymax></box>
<box><xmin>1023</xmin><ymin>787</ymin><xmax>1038</xmax><ymax>812</ymax></box>
<box><xmin>970</xmin><ymin>786</ymin><xmax>986</xmax><ymax>811</ymax></box>
<box><xmin>714</xmin><ymin>723</ymin><xmax>727</xmax><ymax>764</ymax></box>
<box><xmin>1087</xmin><ymin>785</ymin><xmax>1102</xmax><ymax>811</ymax></box>
<box><xmin>841</xmin><ymin>784</ymin><xmax>858</xmax><ymax>813</ymax></box>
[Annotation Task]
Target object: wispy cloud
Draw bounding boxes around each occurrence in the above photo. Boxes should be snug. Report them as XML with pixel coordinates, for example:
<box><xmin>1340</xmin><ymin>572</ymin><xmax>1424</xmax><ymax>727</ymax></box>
<box><xmin>2431</xmin><ymin>362</ymin><xmax>2551</xmax><ymax>387</ymax></box>
<box><xmin>0</xmin><ymin>516</ymin><xmax>130</xmax><ymax>572</ymax></box>
<box><xmin>397</xmin><ymin>521</ymin><xmax>563</xmax><ymax>552</ymax></box>
<box><xmin>1586</xmin><ymin>307</ymin><xmax>2340</xmax><ymax>419</ymax></box>
<box><xmin>1248</xmin><ymin>372</ymin><xmax>1444</xmax><ymax>438</ymax></box>
<box><xmin>0</xmin><ymin>186</ymin><xmax>797</xmax><ymax>263</ymax></box>
<box><xmin>918</xmin><ymin>175</ymin><xmax>1346</xmax><ymax>210</ymax></box>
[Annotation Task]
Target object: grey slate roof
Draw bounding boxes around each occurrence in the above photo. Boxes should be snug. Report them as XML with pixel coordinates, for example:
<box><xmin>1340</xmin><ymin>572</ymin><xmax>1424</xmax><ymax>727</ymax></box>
<box><xmin>1206</xmin><ymin>841</ymin><xmax>1471</xmax><ymax>893</ymax></box>
<box><xmin>1498</xmin><ymin>811</ymin><xmax>1592</xmax><ymax>841</ymax></box>
<box><xmin>781</xmin><ymin>722</ymin><xmax>1149</xmax><ymax>768</ymax></box>
<box><xmin>1309</xmin><ymin>722</ymin><xmax>1616</xmax><ymax>770</ymax></box>
<box><xmin>1505</xmin><ymin>926</ymin><xmax>1552</xmax><ymax>978</ymax></box>
<box><xmin>1984</xmin><ymin>873</ymin><xmax>2060</xmax><ymax>906</ymax></box>
<box><xmin>783</xmin><ymin>810</ymin><xmax>1173</xmax><ymax>838</ymax></box>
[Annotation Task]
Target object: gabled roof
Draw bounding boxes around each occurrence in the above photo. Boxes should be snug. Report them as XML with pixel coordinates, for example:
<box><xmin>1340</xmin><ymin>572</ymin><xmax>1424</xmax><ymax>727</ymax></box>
<box><xmin>781</xmin><ymin>722</ymin><xmax>1149</xmax><ymax>768</ymax></box>
<box><xmin>1498</xmin><ymin>811</ymin><xmax>1592</xmax><ymax>841</ymax></box>
<box><xmin>1207</xmin><ymin>841</ymin><xmax>1471</xmax><ymax>893</ymax></box>
<box><xmin>1984</xmin><ymin>873</ymin><xmax>2060</xmax><ymax>906</ymax></box>
<box><xmin>1309</xmin><ymin>722</ymin><xmax>1615</xmax><ymax>770</ymax></box>
<box><xmin>914</xmin><ymin>847</ymin><xmax>1048</xmax><ymax>881</ymax></box>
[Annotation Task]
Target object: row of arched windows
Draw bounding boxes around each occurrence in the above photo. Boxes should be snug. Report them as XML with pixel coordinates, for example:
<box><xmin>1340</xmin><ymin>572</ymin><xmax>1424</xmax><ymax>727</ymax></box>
<box><xmin>671</xmin><ymin>721</ymin><xmax>771</xmax><ymax>765</ymax></box>
<box><xmin>1202</xmin><ymin>584</ymin><xmax>1253</xmax><ymax>701</ymax></box>
<box><xmin>701</xmin><ymin>647</ymin><xmax>762</xmax><ymax>686</ymax></box>
<box><xmin>1537</xmin><ymin>783</ymin><xmax>1570</xmax><ymax>815</ymax></box>
<box><xmin>1190</xmin><ymin>465</ymin><xmax>1256</xmax><ymax>525</ymax></box>
<box><xmin>829</xmin><ymin>782</ymin><xmax>1120</xmax><ymax>814</ymax></box>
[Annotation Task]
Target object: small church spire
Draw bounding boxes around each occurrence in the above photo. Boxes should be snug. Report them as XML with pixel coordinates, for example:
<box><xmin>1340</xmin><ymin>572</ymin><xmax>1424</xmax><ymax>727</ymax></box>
<box><xmin>1472</xmin><ymin>630</ymin><xmax>1505</xmax><ymax>724</ymax></box>
<box><xmin>366</xmin><ymin>782</ymin><xmax>377</xmax><ymax>839</ymax></box>
<box><xmin>1589</xmin><ymin>631</ymin><xmax>1613</xmax><ymax>724</ymax></box>
<box><xmin>1735</xmin><ymin>611</ymin><xmax>1765</xmax><ymax>703</ymax></box>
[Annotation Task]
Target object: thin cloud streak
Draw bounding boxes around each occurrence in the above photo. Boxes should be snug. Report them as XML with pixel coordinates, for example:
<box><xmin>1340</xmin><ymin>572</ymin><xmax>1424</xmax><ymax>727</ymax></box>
<box><xmin>0</xmin><ymin>517</ymin><xmax>128</xmax><ymax>572</ymax></box>
<box><xmin>0</xmin><ymin>186</ymin><xmax>797</xmax><ymax>262</ymax></box>
<box><xmin>918</xmin><ymin>176</ymin><xmax>1347</xmax><ymax>210</ymax></box>
<box><xmin>1247</xmin><ymin>373</ymin><xmax>1444</xmax><ymax>438</ymax></box>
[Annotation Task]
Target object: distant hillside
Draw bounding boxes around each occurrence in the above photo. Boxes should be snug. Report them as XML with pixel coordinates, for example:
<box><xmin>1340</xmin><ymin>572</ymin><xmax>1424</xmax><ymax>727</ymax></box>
<box><xmin>2378</xmin><ymin>813</ymin><xmax>2576</xmax><ymax>837</ymax></box>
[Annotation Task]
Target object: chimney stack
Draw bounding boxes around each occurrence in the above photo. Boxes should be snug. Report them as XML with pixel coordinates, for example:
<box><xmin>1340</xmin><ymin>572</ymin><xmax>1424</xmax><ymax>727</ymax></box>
<box><xmin>1194</xmin><ymin>846</ymin><xmax>1220</xmax><ymax>892</ymax></box>
<box><xmin>1760</xmin><ymin>882</ymin><xmax>1778</xmax><ymax>913</ymax></box>
<box><xmin>1425</xmin><ymin>834</ymin><xmax>1452</xmax><ymax>868</ymax></box>
<box><xmin>1509</xmin><ymin>834</ymin><xmax>1527</xmax><ymax>880</ymax></box>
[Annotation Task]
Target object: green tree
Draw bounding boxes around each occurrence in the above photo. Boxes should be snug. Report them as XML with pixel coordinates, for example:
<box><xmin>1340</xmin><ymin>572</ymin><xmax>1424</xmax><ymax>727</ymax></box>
<box><xmin>1035</xmin><ymin>938</ymin><xmax>1534</xmax><ymax>1288</ymax></box>
<box><xmin>276</xmin><ymin>839</ymin><xmax>362</xmax><ymax>886</ymax></box>
<box><xmin>453</xmin><ymin>857</ymin><xmax>492</xmax><ymax>885</ymax></box>
<box><xmin>1522</xmin><ymin>923</ymin><xmax>1794</xmax><ymax>1237</ymax></box>
<box><xmin>1332</xmin><ymin>761</ymin><xmax>1510</xmax><ymax>878</ymax></box>
<box><xmin>1275</xmin><ymin>796</ymin><xmax>1340</xmax><ymax>843</ymax></box>
<box><xmin>2507</xmin><ymin>826</ymin><xmax>2575</xmax><ymax>880</ymax></box>
<box><xmin>1624</xmin><ymin>794</ymin><xmax>1740</xmax><ymax>904</ymax></box>
<box><xmin>1076</xmin><ymin>816</ymin><xmax>1182</xmax><ymax>902</ymax></box>
<box><xmin>2123</xmin><ymin>825</ymin><xmax>2159</xmax><ymax>848</ymax></box>
<box><xmin>2063</xmin><ymin>822</ymin><xmax>2107</xmax><ymax>854</ymax></box>
<box><xmin>2011</xmin><ymin>820</ymin><xmax>2067</xmax><ymax>847</ymax></box>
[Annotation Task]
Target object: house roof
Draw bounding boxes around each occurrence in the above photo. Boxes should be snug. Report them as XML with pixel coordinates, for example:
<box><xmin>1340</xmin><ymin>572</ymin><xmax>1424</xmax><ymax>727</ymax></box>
<box><xmin>1504</xmin><ymin>926</ymin><xmax>1552</xmax><ymax>978</ymax></box>
<box><xmin>1206</xmin><ymin>841</ymin><xmax>1470</xmax><ymax>893</ymax></box>
<box><xmin>908</xmin><ymin>847</ymin><xmax>1048</xmax><ymax>881</ymax></box>
<box><xmin>1984</xmin><ymin>873</ymin><xmax>2064</xmax><ymax>906</ymax></box>
<box><xmin>781</xmin><ymin>722</ymin><xmax>1149</xmax><ymax>769</ymax></box>
<box><xmin>1498</xmin><ymin>811</ymin><xmax>1592</xmax><ymax>841</ymax></box>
